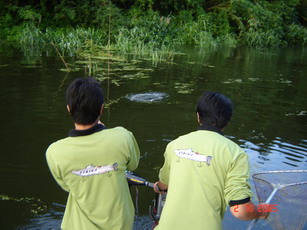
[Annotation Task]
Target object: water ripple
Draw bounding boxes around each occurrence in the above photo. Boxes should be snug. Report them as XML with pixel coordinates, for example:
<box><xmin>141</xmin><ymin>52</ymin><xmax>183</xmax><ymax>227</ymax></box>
<box><xmin>126</xmin><ymin>92</ymin><xmax>169</xmax><ymax>103</ymax></box>
<box><xmin>244</xmin><ymin>138</ymin><xmax>307</xmax><ymax>171</ymax></box>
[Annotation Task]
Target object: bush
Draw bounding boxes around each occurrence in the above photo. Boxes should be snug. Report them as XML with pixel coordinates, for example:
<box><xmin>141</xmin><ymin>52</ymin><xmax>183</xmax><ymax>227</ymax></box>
<box><xmin>1</xmin><ymin>0</ymin><xmax>306</xmax><ymax>50</ymax></box>
<box><xmin>230</xmin><ymin>0</ymin><xmax>286</xmax><ymax>46</ymax></box>
<box><xmin>284</xmin><ymin>24</ymin><xmax>307</xmax><ymax>45</ymax></box>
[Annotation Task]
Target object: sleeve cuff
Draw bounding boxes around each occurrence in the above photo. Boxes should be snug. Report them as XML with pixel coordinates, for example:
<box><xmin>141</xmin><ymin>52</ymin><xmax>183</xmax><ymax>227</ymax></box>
<box><xmin>229</xmin><ymin>197</ymin><xmax>250</xmax><ymax>207</ymax></box>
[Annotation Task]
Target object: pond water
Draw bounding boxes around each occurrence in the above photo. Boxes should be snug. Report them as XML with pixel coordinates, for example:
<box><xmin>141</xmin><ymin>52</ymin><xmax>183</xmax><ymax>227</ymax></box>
<box><xmin>0</xmin><ymin>45</ymin><xmax>306</xmax><ymax>230</ymax></box>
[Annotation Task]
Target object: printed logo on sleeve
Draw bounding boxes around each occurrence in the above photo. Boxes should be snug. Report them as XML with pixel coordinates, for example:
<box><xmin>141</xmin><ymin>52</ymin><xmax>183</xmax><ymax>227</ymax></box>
<box><xmin>174</xmin><ymin>148</ymin><xmax>212</xmax><ymax>165</ymax></box>
<box><xmin>72</xmin><ymin>163</ymin><xmax>118</xmax><ymax>177</ymax></box>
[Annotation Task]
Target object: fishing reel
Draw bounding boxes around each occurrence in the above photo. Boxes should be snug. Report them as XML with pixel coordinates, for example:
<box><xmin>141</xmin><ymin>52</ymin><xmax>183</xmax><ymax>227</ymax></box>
<box><xmin>125</xmin><ymin>171</ymin><xmax>167</xmax><ymax>225</ymax></box>
<box><xmin>149</xmin><ymin>192</ymin><xmax>167</xmax><ymax>222</ymax></box>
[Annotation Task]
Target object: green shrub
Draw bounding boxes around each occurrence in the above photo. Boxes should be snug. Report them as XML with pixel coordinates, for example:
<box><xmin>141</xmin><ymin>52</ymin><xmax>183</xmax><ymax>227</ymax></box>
<box><xmin>284</xmin><ymin>24</ymin><xmax>307</xmax><ymax>45</ymax></box>
<box><xmin>230</xmin><ymin>0</ymin><xmax>285</xmax><ymax>46</ymax></box>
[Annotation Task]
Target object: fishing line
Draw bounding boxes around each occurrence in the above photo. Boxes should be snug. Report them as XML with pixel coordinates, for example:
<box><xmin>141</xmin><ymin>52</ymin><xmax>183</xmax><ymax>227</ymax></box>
<box><xmin>135</xmin><ymin>186</ymin><xmax>139</xmax><ymax>216</ymax></box>
<box><xmin>134</xmin><ymin>186</ymin><xmax>140</xmax><ymax>229</ymax></box>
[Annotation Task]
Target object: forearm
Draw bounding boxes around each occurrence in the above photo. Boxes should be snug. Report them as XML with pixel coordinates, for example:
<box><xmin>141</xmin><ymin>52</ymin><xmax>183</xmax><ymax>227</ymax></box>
<box><xmin>230</xmin><ymin>201</ymin><xmax>268</xmax><ymax>221</ymax></box>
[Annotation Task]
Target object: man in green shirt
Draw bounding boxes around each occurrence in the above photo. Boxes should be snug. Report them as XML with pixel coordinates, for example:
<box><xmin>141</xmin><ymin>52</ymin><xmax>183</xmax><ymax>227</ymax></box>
<box><xmin>154</xmin><ymin>92</ymin><xmax>267</xmax><ymax>230</ymax></box>
<box><xmin>46</xmin><ymin>77</ymin><xmax>140</xmax><ymax>230</ymax></box>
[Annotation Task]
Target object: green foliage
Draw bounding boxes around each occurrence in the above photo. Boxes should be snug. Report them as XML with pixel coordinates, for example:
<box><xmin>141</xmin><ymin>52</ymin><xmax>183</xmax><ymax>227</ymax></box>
<box><xmin>132</xmin><ymin>0</ymin><xmax>154</xmax><ymax>11</ymax></box>
<box><xmin>46</xmin><ymin>27</ymin><xmax>106</xmax><ymax>55</ymax></box>
<box><xmin>52</xmin><ymin>0</ymin><xmax>126</xmax><ymax>32</ymax></box>
<box><xmin>0</xmin><ymin>0</ymin><xmax>306</xmax><ymax>50</ymax></box>
<box><xmin>0</xmin><ymin>13</ymin><xmax>13</xmax><ymax>28</ymax></box>
<box><xmin>0</xmin><ymin>13</ymin><xmax>14</xmax><ymax>41</ymax></box>
<box><xmin>284</xmin><ymin>24</ymin><xmax>307</xmax><ymax>45</ymax></box>
<box><xmin>154</xmin><ymin>0</ymin><xmax>204</xmax><ymax>16</ymax></box>
<box><xmin>173</xmin><ymin>10</ymin><xmax>235</xmax><ymax>47</ymax></box>
<box><xmin>297</xmin><ymin>0</ymin><xmax>307</xmax><ymax>26</ymax></box>
<box><xmin>206</xmin><ymin>10</ymin><xmax>232</xmax><ymax>37</ymax></box>
<box><xmin>230</xmin><ymin>0</ymin><xmax>288</xmax><ymax>46</ymax></box>
<box><xmin>19</xmin><ymin>23</ymin><xmax>45</xmax><ymax>46</ymax></box>
<box><xmin>115</xmin><ymin>12</ymin><xmax>176</xmax><ymax>54</ymax></box>
<box><xmin>53</xmin><ymin>1</ymin><xmax>77</xmax><ymax>25</ymax></box>
<box><xmin>6</xmin><ymin>25</ymin><xmax>105</xmax><ymax>55</ymax></box>
<box><xmin>18</xmin><ymin>5</ymin><xmax>41</xmax><ymax>24</ymax></box>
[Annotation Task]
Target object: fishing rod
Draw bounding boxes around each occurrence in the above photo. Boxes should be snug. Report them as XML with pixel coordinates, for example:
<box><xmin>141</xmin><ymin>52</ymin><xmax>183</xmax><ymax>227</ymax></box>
<box><xmin>125</xmin><ymin>170</ymin><xmax>155</xmax><ymax>188</ymax></box>
<box><xmin>125</xmin><ymin>171</ymin><xmax>166</xmax><ymax>228</ymax></box>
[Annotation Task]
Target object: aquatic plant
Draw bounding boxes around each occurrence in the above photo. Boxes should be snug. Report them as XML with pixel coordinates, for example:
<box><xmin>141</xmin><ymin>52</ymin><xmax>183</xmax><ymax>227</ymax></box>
<box><xmin>19</xmin><ymin>23</ymin><xmax>45</xmax><ymax>47</ymax></box>
<box><xmin>0</xmin><ymin>194</ymin><xmax>47</xmax><ymax>215</ymax></box>
<box><xmin>46</xmin><ymin>27</ymin><xmax>105</xmax><ymax>55</ymax></box>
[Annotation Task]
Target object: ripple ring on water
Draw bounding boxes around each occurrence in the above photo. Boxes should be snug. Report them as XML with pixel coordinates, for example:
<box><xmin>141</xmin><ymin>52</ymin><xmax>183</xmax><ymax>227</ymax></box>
<box><xmin>125</xmin><ymin>92</ymin><xmax>169</xmax><ymax>103</ymax></box>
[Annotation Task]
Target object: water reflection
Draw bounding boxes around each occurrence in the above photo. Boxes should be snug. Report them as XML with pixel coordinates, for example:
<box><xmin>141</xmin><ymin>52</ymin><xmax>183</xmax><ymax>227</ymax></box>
<box><xmin>18</xmin><ymin>203</ymin><xmax>64</xmax><ymax>230</ymax></box>
<box><xmin>243</xmin><ymin>137</ymin><xmax>307</xmax><ymax>173</ymax></box>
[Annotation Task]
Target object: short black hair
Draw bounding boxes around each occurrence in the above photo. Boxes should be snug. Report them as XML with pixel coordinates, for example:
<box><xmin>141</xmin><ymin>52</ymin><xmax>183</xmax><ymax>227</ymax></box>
<box><xmin>196</xmin><ymin>92</ymin><xmax>232</xmax><ymax>129</ymax></box>
<box><xmin>66</xmin><ymin>77</ymin><xmax>104</xmax><ymax>125</ymax></box>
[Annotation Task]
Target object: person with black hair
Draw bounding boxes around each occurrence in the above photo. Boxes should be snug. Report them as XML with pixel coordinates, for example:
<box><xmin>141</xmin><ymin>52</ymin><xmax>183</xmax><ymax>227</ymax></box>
<box><xmin>153</xmin><ymin>92</ymin><xmax>267</xmax><ymax>230</ymax></box>
<box><xmin>46</xmin><ymin>77</ymin><xmax>140</xmax><ymax>230</ymax></box>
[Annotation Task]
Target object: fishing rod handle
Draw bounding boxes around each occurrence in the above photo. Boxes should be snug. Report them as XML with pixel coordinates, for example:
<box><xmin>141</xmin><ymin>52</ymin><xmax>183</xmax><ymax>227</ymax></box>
<box><xmin>146</xmin><ymin>182</ymin><xmax>155</xmax><ymax>188</ymax></box>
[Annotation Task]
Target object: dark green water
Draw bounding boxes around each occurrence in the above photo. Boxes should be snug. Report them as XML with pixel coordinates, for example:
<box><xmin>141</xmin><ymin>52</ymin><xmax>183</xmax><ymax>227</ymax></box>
<box><xmin>0</xmin><ymin>46</ymin><xmax>306</xmax><ymax>230</ymax></box>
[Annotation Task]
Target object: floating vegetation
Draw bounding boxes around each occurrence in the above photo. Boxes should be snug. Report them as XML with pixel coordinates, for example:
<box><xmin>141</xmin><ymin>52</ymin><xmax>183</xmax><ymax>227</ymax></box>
<box><xmin>202</xmin><ymin>64</ymin><xmax>215</xmax><ymax>68</ymax></box>
<box><xmin>222</xmin><ymin>79</ymin><xmax>243</xmax><ymax>84</ymax></box>
<box><xmin>72</xmin><ymin>39</ymin><xmax>152</xmax><ymax>79</ymax></box>
<box><xmin>186</xmin><ymin>61</ymin><xmax>197</xmax><ymax>65</ymax></box>
<box><xmin>91</xmin><ymin>56</ymin><xmax>125</xmax><ymax>62</ymax></box>
<box><xmin>248</xmin><ymin>78</ymin><xmax>261</xmax><ymax>82</ymax></box>
<box><xmin>285</xmin><ymin>111</ymin><xmax>306</xmax><ymax>117</ymax></box>
<box><xmin>278</xmin><ymin>78</ymin><xmax>292</xmax><ymax>85</ymax></box>
<box><xmin>72</xmin><ymin>42</ymin><xmax>158</xmax><ymax>88</ymax></box>
<box><xmin>120</xmin><ymin>72</ymin><xmax>150</xmax><ymax>80</ymax></box>
<box><xmin>104</xmin><ymin>98</ymin><xmax>121</xmax><ymax>108</ymax></box>
<box><xmin>59</xmin><ymin>67</ymin><xmax>80</xmax><ymax>72</ymax></box>
<box><xmin>174</xmin><ymin>82</ymin><xmax>195</xmax><ymax>94</ymax></box>
<box><xmin>125</xmin><ymin>92</ymin><xmax>169</xmax><ymax>103</ymax></box>
<box><xmin>0</xmin><ymin>194</ymin><xmax>47</xmax><ymax>215</ymax></box>
<box><xmin>222</xmin><ymin>77</ymin><xmax>293</xmax><ymax>86</ymax></box>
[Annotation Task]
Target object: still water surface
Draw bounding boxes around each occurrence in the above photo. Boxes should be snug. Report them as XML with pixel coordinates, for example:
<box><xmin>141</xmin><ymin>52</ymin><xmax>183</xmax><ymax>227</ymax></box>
<box><xmin>0</xmin><ymin>46</ymin><xmax>306</xmax><ymax>229</ymax></box>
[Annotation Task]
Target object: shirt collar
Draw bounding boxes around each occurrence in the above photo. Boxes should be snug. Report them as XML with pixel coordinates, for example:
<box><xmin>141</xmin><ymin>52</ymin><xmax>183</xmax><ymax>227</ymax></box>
<box><xmin>198</xmin><ymin>124</ymin><xmax>224</xmax><ymax>136</ymax></box>
<box><xmin>68</xmin><ymin>124</ymin><xmax>105</xmax><ymax>137</ymax></box>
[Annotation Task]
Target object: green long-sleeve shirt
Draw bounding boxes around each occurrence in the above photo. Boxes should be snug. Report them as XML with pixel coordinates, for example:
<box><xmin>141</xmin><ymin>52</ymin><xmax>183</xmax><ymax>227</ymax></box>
<box><xmin>46</xmin><ymin>124</ymin><xmax>140</xmax><ymax>230</ymax></box>
<box><xmin>156</xmin><ymin>126</ymin><xmax>252</xmax><ymax>230</ymax></box>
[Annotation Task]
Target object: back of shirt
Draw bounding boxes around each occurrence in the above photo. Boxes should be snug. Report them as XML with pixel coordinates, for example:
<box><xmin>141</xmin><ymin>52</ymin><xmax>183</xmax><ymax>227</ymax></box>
<box><xmin>157</xmin><ymin>130</ymin><xmax>251</xmax><ymax>230</ymax></box>
<box><xmin>46</xmin><ymin>126</ymin><xmax>140</xmax><ymax>230</ymax></box>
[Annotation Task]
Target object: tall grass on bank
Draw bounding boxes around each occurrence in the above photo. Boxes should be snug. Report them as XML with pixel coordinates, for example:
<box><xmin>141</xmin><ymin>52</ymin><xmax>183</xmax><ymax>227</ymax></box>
<box><xmin>47</xmin><ymin>27</ymin><xmax>105</xmax><ymax>56</ymax></box>
<box><xmin>5</xmin><ymin>3</ymin><xmax>307</xmax><ymax>58</ymax></box>
<box><xmin>19</xmin><ymin>23</ymin><xmax>44</xmax><ymax>47</ymax></box>
<box><xmin>16</xmin><ymin>25</ymin><xmax>106</xmax><ymax>56</ymax></box>
<box><xmin>175</xmin><ymin>12</ymin><xmax>238</xmax><ymax>48</ymax></box>
<box><xmin>115</xmin><ymin>27</ymin><xmax>176</xmax><ymax>62</ymax></box>
<box><xmin>17</xmin><ymin>23</ymin><xmax>177</xmax><ymax>58</ymax></box>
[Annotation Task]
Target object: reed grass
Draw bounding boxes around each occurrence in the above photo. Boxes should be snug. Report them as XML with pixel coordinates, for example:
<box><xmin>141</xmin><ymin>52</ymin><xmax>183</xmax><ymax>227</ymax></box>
<box><xmin>19</xmin><ymin>23</ymin><xmax>44</xmax><ymax>47</ymax></box>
